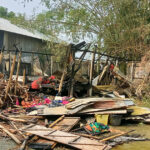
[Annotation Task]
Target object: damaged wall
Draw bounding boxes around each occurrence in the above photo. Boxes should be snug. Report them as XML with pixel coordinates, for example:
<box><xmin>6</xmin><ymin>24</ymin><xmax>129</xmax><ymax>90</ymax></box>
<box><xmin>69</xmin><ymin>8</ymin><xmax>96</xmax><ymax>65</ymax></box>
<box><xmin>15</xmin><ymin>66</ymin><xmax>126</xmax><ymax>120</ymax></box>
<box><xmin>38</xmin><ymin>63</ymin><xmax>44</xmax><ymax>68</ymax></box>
<box><xmin>1</xmin><ymin>31</ymin><xmax>47</xmax><ymax>76</ymax></box>
<box><xmin>127</xmin><ymin>53</ymin><xmax>150</xmax><ymax>85</ymax></box>
<box><xmin>3</xmin><ymin>31</ymin><xmax>45</xmax><ymax>55</ymax></box>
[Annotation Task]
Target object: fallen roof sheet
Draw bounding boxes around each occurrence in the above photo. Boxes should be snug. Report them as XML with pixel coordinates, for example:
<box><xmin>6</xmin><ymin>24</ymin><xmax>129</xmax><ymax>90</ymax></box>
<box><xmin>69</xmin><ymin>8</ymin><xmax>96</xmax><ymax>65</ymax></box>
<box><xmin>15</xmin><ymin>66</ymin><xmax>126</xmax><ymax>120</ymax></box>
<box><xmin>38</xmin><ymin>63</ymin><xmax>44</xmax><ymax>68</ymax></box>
<box><xmin>23</xmin><ymin>125</ymin><xmax>111</xmax><ymax>150</ymax></box>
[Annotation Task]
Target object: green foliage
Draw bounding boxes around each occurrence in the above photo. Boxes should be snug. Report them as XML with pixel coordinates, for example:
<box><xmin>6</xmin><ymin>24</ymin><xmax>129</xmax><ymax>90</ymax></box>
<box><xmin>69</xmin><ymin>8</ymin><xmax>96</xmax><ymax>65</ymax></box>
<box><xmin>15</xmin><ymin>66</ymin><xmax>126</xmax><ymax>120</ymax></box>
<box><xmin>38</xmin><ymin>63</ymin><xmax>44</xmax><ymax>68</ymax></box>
<box><xmin>11</xmin><ymin>0</ymin><xmax>150</xmax><ymax>60</ymax></box>
<box><xmin>37</xmin><ymin>0</ymin><xmax>150</xmax><ymax>59</ymax></box>
<box><xmin>0</xmin><ymin>6</ymin><xmax>15</xmax><ymax>19</ymax></box>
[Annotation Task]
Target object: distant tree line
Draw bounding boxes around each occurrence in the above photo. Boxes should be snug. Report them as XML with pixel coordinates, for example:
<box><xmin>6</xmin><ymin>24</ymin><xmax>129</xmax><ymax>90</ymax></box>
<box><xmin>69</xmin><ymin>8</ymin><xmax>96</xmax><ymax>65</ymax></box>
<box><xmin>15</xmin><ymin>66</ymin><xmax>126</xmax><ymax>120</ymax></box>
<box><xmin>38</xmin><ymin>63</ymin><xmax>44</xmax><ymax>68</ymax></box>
<box><xmin>0</xmin><ymin>6</ymin><xmax>16</xmax><ymax>19</ymax></box>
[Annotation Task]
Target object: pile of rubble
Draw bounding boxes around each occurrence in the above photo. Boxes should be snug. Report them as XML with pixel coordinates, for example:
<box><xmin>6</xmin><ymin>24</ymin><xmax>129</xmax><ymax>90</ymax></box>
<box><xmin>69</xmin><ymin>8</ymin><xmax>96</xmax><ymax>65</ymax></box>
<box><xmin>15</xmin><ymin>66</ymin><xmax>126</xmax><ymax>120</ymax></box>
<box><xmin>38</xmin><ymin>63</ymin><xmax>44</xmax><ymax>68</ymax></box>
<box><xmin>1</xmin><ymin>42</ymin><xmax>150</xmax><ymax>149</ymax></box>
<box><xmin>0</xmin><ymin>76</ymin><xmax>150</xmax><ymax>150</ymax></box>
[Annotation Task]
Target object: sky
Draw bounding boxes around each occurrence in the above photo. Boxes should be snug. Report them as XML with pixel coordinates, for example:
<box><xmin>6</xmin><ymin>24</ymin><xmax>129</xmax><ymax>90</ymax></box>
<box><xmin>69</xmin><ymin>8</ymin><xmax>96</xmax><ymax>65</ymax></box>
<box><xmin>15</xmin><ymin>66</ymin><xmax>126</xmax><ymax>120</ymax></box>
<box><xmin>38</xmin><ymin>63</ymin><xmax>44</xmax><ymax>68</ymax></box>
<box><xmin>0</xmin><ymin>0</ymin><xmax>46</xmax><ymax>17</ymax></box>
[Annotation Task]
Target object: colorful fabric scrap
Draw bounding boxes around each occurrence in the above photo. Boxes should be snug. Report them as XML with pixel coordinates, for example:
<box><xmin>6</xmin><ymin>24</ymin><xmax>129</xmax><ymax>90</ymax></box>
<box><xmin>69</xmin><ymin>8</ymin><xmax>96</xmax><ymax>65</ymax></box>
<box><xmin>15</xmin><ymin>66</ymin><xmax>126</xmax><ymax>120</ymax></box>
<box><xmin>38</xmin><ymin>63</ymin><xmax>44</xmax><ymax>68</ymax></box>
<box><xmin>84</xmin><ymin>122</ymin><xmax>109</xmax><ymax>135</ymax></box>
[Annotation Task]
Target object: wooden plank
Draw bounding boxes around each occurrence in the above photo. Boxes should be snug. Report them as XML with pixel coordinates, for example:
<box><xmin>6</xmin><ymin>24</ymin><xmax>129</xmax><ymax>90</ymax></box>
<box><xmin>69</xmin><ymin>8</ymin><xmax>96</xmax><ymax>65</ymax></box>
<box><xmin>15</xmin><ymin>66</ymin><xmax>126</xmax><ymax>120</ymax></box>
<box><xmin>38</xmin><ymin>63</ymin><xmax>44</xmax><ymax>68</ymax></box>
<box><xmin>65</xmin><ymin>98</ymin><xmax>122</xmax><ymax>109</ymax></box>
<box><xmin>100</xmin><ymin>130</ymin><xmax>135</xmax><ymax>142</ymax></box>
<box><xmin>67</xmin><ymin>103</ymin><xmax>94</xmax><ymax>114</ymax></box>
<box><xmin>81</xmin><ymin>109</ymin><xmax>127</xmax><ymax>115</ymax></box>
<box><xmin>23</xmin><ymin>125</ymin><xmax>110</xmax><ymax>150</ymax></box>
<box><xmin>33</xmin><ymin>117</ymin><xmax>80</xmax><ymax>149</ymax></box>
<box><xmin>29</xmin><ymin>98</ymin><xmax>130</xmax><ymax>116</ymax></box>
<box><xmin>0</xmin><ymin>114</ymin><xmax>31</xmax><ymax>123</ymax></box>
<box><xmin>91</xmin><ymin>101</ymin><xmax>127</xmax><ymax>109</ymax></box>
<box><xmin>53</xmin><ymin>117</ymin><xmax>80</xmax><ymax>131</ymax></box>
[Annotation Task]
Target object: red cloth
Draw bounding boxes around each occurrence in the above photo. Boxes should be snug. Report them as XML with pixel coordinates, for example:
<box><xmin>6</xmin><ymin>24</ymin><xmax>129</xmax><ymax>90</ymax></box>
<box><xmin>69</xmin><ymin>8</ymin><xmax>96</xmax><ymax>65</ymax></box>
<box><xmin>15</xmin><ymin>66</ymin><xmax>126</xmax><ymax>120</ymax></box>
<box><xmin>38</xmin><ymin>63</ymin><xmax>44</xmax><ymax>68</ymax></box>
<box><xmin>31</xmin><ymin>77</ymin><xmax>42</xmax><ymax>89</ymax></box>
<box><xmin>31</xmin><ymin>76</ymin><xmax>56</xmax><ymax>89</ymax></box>
<box><xmin>42</xmin><ymin>80</ymin><xmax>50</xmax><ymax>84</ymax></box>
<box><xmin>110</xmin><ymin>64</ymin><xmax>114</xmax><ymax>71</ymax></box>
<box><xmin>49</xmin><ymin>76</ymin><xmax>55</xmax><ymax>80</ymax></box>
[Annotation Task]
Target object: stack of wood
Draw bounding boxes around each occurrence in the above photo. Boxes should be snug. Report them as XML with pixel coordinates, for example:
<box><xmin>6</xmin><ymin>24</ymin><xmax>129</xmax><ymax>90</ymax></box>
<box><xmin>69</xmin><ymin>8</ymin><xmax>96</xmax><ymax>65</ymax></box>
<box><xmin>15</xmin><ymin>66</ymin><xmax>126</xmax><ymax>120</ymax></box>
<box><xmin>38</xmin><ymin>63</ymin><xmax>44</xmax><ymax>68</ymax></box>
<box><xmin>0</xmin><ymin>77</ymin><xmax>28</xmax><ymax>108</ymax></box>
<box><xmin>31</xmin><ymin>97</ymin><xmax>134</xmax><ymax>116</ymax></box>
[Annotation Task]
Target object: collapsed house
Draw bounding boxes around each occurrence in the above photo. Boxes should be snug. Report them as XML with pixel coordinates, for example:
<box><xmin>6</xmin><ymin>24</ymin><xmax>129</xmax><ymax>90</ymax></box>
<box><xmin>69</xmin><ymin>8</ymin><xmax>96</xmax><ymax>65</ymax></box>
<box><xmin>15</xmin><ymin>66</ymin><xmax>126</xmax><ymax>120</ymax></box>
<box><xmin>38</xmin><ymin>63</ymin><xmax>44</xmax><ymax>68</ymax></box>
<box><xmin>0</xmin><ymin>19</ymin><xmax>150</xmax><ymax>149</ymax></box>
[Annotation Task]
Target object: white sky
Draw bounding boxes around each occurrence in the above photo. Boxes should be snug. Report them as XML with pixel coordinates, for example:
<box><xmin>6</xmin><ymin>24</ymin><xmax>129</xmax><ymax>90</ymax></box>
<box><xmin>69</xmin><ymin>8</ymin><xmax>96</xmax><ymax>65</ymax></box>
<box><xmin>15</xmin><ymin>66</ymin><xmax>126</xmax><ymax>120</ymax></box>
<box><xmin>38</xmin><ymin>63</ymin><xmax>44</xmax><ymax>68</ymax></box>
<box><xmin>0</xmin><ymin>0</ymin><xmax>46</xmax><ymax>17</ymax></box>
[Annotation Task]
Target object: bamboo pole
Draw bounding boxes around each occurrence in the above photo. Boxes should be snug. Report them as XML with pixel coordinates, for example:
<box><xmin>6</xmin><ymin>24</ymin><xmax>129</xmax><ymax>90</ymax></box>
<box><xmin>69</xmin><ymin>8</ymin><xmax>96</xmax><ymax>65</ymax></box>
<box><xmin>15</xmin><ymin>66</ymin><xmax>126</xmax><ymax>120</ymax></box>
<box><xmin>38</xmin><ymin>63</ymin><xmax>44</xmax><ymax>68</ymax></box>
<box><xmin>49</xmin><ymin>115</ymin><xmax>65</xmax><ymax>128</ymax></box>
<box><xmin>15</xmin><ymin>51</ymin><xmax>22</xmax><ymax>95</ymax></box>
<box><xmin>69</xmin><ymin>46</ymin><xmax>75</xmax><ymax>97</ymax></box>
<box><xmin>0</xmin><ymin>47</ymin><xmax>5</xmax><ymax>65</ymax></box>
<box><xmin>131</xmin><ymin>61</ymin><xmax>134</xmax><ymax>81</ymax></box>
<box><xmin>51</xmin><ymin>56</ymin><xmax>53</xmax><ymax>76</ymax></box>
<box><xmin>58</xmin><ymin>71</ymin><xmax>66</xmax><ymax>94</ymax></box>
<box><xmin>100</xmin><ymin>130</ymin><xmax>135</xmax><ymax>142</ymax></box>
<box><xmin>9</xmin><ymin>51</ymin><xmax>11</xmax><ymax>75</ymax></box>
<box><xmin>5</xmin><ymin>54</ymin><xmax>16</xmax><ymax>100</ymax></box>
<box><xmin>23</xmin><ymin>69</ymin><xmax>26</xmax><ymax>86</ymax></box>
<box><xmin>89</xmin><ymin>49</ymin><xmax>96</xmax><ymax>96</ymax></box>
<box><xmin>0</xmin><ymin>51</ymin><xmax>3</xmax><ymax>64</ymax></box>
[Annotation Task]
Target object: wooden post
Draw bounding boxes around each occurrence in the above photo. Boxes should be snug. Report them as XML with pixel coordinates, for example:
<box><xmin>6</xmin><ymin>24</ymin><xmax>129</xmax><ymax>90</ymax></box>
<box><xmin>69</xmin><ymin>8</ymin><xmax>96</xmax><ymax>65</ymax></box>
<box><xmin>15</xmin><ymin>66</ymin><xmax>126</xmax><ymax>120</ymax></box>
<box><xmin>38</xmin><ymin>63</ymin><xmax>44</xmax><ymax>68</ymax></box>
<box><xmin>131</xmin><ymin>61</ymin><xmax>134</xmax><ymax>81</ymax></box>
<box><xmin>115</xmin><ymin>60</ymin><xmax>118</xmax><ymax>67</ymax></box>
<box><xmin>15</xmin><ymin>51</ymin><xmax>22</xmax><ymax>94</ymax></box>
<box><xmin>89</xmin><ymin>48</ymin><xmax>96</xmax><ymax>96</ymax></box>
<box><xmin>31</xmin><ymin>53</ymin><xmax>34</xmax><ymax>75</ymax></box>
<box><xmin>23</xmin><ymin>69</ymin><xmax>26</xmax><ymax>86</ymax></box>
<box><xmin>58</xmin><ymin>71</ymin><xmax>66</xmax><ymax>95</ymax></box>
<box><xmin>9</xmin><ymin>51</ymin><xmax>11</xmax><ymax>75</ymax></box>
<box><xmin>51</xmin><ymin>56</ymin><xmax>53</xmax><ymax>76</ymax></box>
<box><xmin>5</xmin><ymin>54</ymin><xmax>16</xmax><ymax>100</ymax></box>
<box><xmin>69</xmin><ymin>46</ymin><xmax>75</xmax><ymax>97</ymax></box>
<box><xmin>0</xmin><ymin>47</ymin><xmax>4</xmax><ymax>64</ymax></box>
<box><xmin>114</xmin><ymin>59</ymin><xmax>118</xmax><ymax>85</ymax></box>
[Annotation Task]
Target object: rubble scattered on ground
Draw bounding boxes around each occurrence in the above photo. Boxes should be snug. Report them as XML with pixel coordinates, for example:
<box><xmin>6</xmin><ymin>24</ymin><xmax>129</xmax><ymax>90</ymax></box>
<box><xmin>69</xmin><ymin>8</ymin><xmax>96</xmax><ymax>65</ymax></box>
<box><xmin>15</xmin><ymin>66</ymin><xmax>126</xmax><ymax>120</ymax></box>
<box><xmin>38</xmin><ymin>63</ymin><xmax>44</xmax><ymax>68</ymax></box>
<box><xmin>1</xmin><ymin>42</ymin><xmax>150</xmax><ymax>150</ymax></box>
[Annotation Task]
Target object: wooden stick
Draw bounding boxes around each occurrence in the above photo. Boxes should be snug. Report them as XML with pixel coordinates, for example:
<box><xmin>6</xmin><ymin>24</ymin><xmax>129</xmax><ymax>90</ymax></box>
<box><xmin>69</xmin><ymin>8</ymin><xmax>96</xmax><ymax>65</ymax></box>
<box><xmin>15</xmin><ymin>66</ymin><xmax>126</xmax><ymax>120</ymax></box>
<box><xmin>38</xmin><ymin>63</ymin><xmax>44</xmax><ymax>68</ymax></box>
<box><xmin>51</xmin><ymin>56</ymin><xmax>53</xmax><ymax>76</ymax></box>
<box><xmin>100</xmin><ymin>130</ymin><xmax>135</xmax><ymax>142</ymax></box>
<box><xmin>23</xmin><ymin>69</ymin><xmax>26</xmax><ymax>86</ymax></box>
<box><xmin>5</xmin><ymin>54</ymin><xmax>16</xmax><ymax>99</ymax></box>
<box><xmin>49</xmin><ymin>115</ymin><xmax>65</xmax><ymax>128</ymax></box>
<box><xmin>18</xmin><ymin>134</ymin><xmax>33</xmax><ymax>150</ymax></box>
<box><xmin>9</xmin><ymin>121</ymin><xmax>26</xmax><ymax>138</ymax></box>
<box><xmin>15</xmin><ymin>51</ymin><xmax>22</xmax><ymax>95</ymax></box>
<box><xmin>72</xmin><ymin>132</ymin><xmax>100</xmax><ymax>140</ymax></box>
<box><xmin>0</xmin><ymin>114</ymin><xmax>30</xmax><ymax>123</ymax></box>
<box><xmin>58</xmin><ymin>71</ymin><xmax>66</xmax><ymax>94</ymax></box>
<box><xmin>89</xmin><ymin>48</ymin><xmax>96</xmax><ymax>96</ymax></box>
<box><xmin>0</xmin><ymin>51</ymin><xmax>3</xmax><ymax>64</ymax></box>
<box><xmin>49</xmin><ymin>135</ymin><xmax>78</xmax><ymax>137</ymax></box>
<box><xmin>69</xmin><ymin>142</ymin><xmax>103</xmax><ymax>146</ymax></box>
<box><xmin>98</xmin><ymin>65</ymin><xmax>108</xmax><ymax>83</ymax></box>
<box><xmin>0</xmin><ymin>124</ymin><xmax>21</xmax><ymax>144</ymax></box>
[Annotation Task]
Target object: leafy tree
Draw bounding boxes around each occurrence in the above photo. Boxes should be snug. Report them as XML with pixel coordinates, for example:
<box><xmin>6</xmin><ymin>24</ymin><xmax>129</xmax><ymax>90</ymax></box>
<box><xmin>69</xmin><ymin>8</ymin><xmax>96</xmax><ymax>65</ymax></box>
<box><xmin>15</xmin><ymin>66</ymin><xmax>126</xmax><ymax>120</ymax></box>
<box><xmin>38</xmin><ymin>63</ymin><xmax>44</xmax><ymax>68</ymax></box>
<box><xmin>0</xmin><ymin>6</ymin><xmax>16</xmax><ymax>19</ymax></box>
<box><xmin>37</xmin><ymin>0</ymin><xmax>150</xmax><ymax>60</ymax></box>
<box><xmin>0</xmin><ymin>6</ymin><xmax>8</xmax><ymax>18</ymax></box>
<box><xmin>15</xmin><ymin>0</ymin><xmax>150</xmax><ymax>60</ymax></box>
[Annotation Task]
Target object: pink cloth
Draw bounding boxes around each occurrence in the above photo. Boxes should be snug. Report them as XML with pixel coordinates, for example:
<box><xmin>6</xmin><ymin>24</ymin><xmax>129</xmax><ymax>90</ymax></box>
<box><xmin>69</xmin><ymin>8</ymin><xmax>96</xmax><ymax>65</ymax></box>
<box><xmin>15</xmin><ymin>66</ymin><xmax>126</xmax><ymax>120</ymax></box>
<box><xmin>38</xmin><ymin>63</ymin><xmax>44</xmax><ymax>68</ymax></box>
<box><xmin>16</xmin><ymin>98</ymin><xmax>19</xmax><ymax>106</ymax></box>
<box><xmin>44</xmin><ymin>98</ymin><xmax>51</xmax><ymax>104</ymax></box>
<box><xmin>62</xmin><ymin>100</ymin><xmax>69</xmax><ymax>105</ymax></box>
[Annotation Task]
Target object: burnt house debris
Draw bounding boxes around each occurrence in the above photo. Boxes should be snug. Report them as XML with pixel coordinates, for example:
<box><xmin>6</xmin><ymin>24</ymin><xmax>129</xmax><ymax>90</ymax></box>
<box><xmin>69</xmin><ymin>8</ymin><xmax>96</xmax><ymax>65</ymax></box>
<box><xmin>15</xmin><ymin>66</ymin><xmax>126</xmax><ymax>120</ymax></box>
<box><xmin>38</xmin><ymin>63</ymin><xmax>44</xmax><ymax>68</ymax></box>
<box><xmin>0</xmin><ymin>18</ymin><xmax>150</xmax><ymax>150</ymax></box>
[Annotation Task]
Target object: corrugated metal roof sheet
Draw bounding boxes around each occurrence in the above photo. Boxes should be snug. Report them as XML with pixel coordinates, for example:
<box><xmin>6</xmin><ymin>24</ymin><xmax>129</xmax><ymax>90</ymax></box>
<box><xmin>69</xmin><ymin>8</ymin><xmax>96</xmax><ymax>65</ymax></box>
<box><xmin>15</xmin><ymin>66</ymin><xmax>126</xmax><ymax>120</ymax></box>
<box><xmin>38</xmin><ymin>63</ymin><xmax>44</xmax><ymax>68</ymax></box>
<box><xmin>0</xmin><ymin>18</ymin><xmax>49</xmax><ymax>40</ymax></box>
